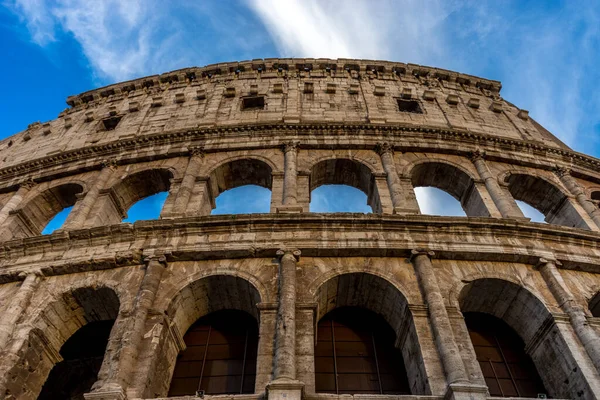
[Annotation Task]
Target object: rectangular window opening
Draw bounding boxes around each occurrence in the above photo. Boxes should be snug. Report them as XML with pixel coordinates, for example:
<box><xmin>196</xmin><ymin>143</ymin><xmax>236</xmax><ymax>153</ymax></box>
<box><xmin>102</xmin><ymin>116</ymin><xmax>122</xmax><ymax>131</ymax></box>
<box><xmin>397</xmin><ymin>99</ymin><xmax>423</xmax><ymax>114</ymax></box>
<box><xmin>242</xmin><ymin>96</ymin><xmax>265</xmax><ymax>110</ymax></box>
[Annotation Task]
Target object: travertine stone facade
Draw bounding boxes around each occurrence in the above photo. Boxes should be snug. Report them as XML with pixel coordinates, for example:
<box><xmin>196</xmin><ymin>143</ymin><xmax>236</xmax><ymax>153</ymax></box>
<box><xmin>0</xmin><ymin>58</ymin><xmax>599</xmax><ymax>400</ymax></box>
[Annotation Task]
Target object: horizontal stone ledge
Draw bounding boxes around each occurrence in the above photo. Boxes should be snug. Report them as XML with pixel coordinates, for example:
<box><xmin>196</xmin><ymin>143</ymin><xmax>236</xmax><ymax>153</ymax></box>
<box><xmin>1</xmin><ymin>121</ymin><xmax>598</xmax><ymax>188</ymax></box>
<box><xmin>0</xmin><ymin>214</ymin><xmax>600</xmax><ymax>279</ymax></box>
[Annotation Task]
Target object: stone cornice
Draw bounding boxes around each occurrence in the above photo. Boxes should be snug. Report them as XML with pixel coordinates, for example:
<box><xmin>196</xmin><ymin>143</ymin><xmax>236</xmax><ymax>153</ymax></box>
<box><xmin>1</xmin><ymin>214</ymin><xmax>600</xmax><ymax>280</ymax></box>
<box><xmin>1</xmin><ymin>122</ymin><xmax>600</xmax><ymax>190</ymax></box>
<box><xmin>65</xmin><ymin>58</ymin><xmax>502</xmax><ymax>107</ymax></box>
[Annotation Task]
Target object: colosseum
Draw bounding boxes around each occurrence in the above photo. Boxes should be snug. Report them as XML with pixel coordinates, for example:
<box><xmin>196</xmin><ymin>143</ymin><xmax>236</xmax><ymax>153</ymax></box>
<box><xmin>0</xmin><ymin>58</ymin><xmax>599</xmax><ymax>400</ymax></box>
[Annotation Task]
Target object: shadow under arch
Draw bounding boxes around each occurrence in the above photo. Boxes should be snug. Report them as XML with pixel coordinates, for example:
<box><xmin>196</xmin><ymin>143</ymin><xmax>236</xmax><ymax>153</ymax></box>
<box><xmin>590</xmin><ymin>291</ymin><xmax>600</xmax><ymax>317</ymax></box>
<box><xmin>140</xmin><ymin>274</ymin><xmax>263</xmax><ymax>398</ymax></box>
<box><xmin>314</xmin><ymin>272</ymin><xmax>430</xmax><ymax>395</ymax></box>
<box><xmin>114</xmin><ymin>168</ymin><xmax>174</xmax><ymax>220</ymax></box>
<box><xmin>459</xmin><ymin>278</ymin><xmax>591</xmax><ymax>399</ymax></box>
<box><xmin>505</xmin><ymin>173</ymin><xmax>588</xmax><ymax>229</ymax></box>
<box><xmin>208</xmin><ymin>158</ymin><xmax>273</xmax><ymax>214</ymax></box>
<box><xmin>1</xmin><ymin>182</ymin><xmax>84</xmax><ymax>240</ymax></box>
<box><xmin>3</xmin><ymin>286</ymin><xmax>120</xmax><ymax>399</ymax></box>
<box><xmin>409</xmin><ymin>160</ymin><xmax>488</xmax><ymax>217</ymax></box>
<box><xmin>310</xmin><ymin>158</ymin><xmax>381</xmax><ymax>213</ymax></box>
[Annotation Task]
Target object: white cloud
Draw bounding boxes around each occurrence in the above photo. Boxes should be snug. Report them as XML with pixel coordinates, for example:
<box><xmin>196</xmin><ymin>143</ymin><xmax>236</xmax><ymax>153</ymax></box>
<box><xmin>246</xmin><ymin>0</ymin><xmax>451</xmax><ymax>62</ymax></box>
<box><xmin>7</xmin><ymin>0</ymin><xmax>271</xmax><ymax>83</ymax></box>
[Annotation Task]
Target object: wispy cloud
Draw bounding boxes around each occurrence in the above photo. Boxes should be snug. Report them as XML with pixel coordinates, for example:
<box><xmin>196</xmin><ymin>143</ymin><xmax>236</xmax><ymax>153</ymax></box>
<box><xmin>7</xmin><ymin>0</ymin><xmax>271</xmax><ymax>83</ymax></box>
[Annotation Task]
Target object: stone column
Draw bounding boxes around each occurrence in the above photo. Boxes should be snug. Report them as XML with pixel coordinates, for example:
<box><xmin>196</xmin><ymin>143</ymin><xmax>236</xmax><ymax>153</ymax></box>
<box><xmin>268</xmin><ymin>249</ymin><xmax>304</xmax><ymax>400</ymax></box>
<box><xmin>278</xmin><ymin>142</ymin><xmax>303</xmax><ymax>213</ymax></box>
<box><xmin>64</xmin><ymin>161</ymin><xmax>116</xmax><ymax>229</ymax></box>
<box><xmin>0</xmin><ymin>271</ymin><xmax>42</xmax><ymax>351</ymax></box>
<box><xmin>555</xmin><ymin>167</ymin><xmax>600</xmax><ymax>230</ymax></box>
<box><xmin>411</xmin><ymin>250</ymin><xmax>488</xmax><ymax>400</ymax></box>
<box><xmin>86</xmin><ymin>255</ymin><xmax>167</xmax><ymax>400</ymax></box>
<box><xmin>0</xmin><ymin>180</ymin><xmax>35</xmax><ymax>227</ymax></box>
<box><xmin>410</xmin><ymin>250</ymin><xmax>468</xmax><ymax>385</ymax></box>
<box><xmin>171</xmin><ymin>148</ymin><xmax>204</xmax><ymax>217</ymax></box>
<box><xmin>376</xmin><ymin>142</ymin><xmax>408</xmax><ymax>213</ymax></box>
<box><xmin>282</xmin><ymin>142</ymin><xmax>299</xmax><ymax>205</ymax></box>
<box><xmin>538</xmin><ymin>258</ymin><xmax>600</xmax><ymax>372</ymax></box>
<box><xmin>470</xmin><ymin>150</ymin><xmax>524</xmax><ymax>219</ymax></box>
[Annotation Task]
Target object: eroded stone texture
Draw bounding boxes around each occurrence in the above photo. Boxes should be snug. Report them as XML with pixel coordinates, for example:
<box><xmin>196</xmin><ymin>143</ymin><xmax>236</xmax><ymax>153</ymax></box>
<box><xmin>0</xmin><ymin>59</ymin><xmax>599</xmax><ymax>400</ymax></box>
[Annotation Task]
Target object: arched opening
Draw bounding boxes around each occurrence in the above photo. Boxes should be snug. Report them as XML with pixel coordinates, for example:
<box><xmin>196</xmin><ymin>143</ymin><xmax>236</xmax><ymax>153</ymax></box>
<box><xmin>209</xmin><ymin>159</ymin><xmax>272</xmax><ymax>214</ymax></box>
<box><xmin>168</xmin><ymin>309</ymin><xmax>258</xmax><ymax>396</ymax></box>
<box><xmin>315</xmin><ymin>307</ymin><xmax>409</xmax><ymax>394</ymax></box>
<box><xmin>411</xmin><ymin>162</ymin><xmax>486</xmax><ymax>217</ymax></box>
<box><xmin>464</xmin><ymin>312</ymin><xmax>545</xmax><ymax>398</ymax></box>
<box><xmin>310</xmin><ymin>185</ymin><xmax>371</xmax><ymax>213</ymax></box>
<box><xmin>123</xmin><ymin>192</ymin><xmax>168</xmax><ymax>222</ymax></box>
<box><xmin>590</xmin><ymin>292</ymin><xmax>600</xmax><ymax>317</ymax></box>
<box><xmin>515</xmin><ymin>200</ymin><xmax>546</xmax><ymax>223</ymax></box>
<box><xmin>414</xmin><ymin>187</ymin><xmax>466</xmax><ymax>217</ymax></box>
<box><xmin>42</xmin><ymin>206</ymin><xmax>74</xmax><ymax>234</ymax></box>
<box><xmin>114</xmin><ymin>169</ymin><xmax>173</xmax><ymax>222</ymax></box>
<box><xmin>459</xmin><ymin>278</ymin><xmax>585</xmax><ymax>398</ymax></box>
<box><xmin>143</xmin><ymin>275</ymin><xmax>262</xmax><ymax>398</ymax></box>
<box><xmin>506</xmin><ymin>174</ymin><xmax>586</xmax><ymax>228</ymax></box>
<box><xmin>2</xmin><ymin>183</ymin><xmax>83</xmax><ymax>240</ymax></box>
<box><xmin>38</xmin><ymin>320</ymin><xmax>115</xmax><ymax>399</ymax></box>
<box><xmin>309</xmin><ymin>159</ymin><xmax>379</xmax><ymax>213</ymax></box>
<box><xmin>315</xmin><ymin>273</ymin><xmax>426</xmax><ymax>394</ymax></box>
<box><xmin>4</xmin><ymin>286</ymin><xmax>119</xmax><ymax>399</ymax></box>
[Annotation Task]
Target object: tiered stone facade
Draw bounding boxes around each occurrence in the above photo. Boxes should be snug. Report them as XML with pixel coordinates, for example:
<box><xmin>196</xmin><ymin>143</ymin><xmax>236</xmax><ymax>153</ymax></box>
<box><xmin>0</xmin><ymin>58</ymin><xmax>599</xmax><ymax>400</ymax></box>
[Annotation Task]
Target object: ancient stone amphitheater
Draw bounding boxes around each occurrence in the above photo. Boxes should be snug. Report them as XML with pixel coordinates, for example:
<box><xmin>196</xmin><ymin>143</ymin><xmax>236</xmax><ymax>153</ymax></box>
<box><xmin>0</xmin><ymin>58</ymin><xmax>599</xmax><ymax>400</ymax></box>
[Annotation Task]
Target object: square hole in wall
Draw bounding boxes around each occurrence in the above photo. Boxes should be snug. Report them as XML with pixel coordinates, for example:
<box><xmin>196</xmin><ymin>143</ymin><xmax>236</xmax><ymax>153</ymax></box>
<box><xmin>397</xmin><ymin>99</ymin><xmax>423</xmax><ymax>114</ymax></box>
<box><xmin>102</xmin><ymin>116</ymin><xmax>122</xmax><ymax>131</ymax></box>
<box><xmin>242</xmin><ymin>96</ymin><xmax>265</xmax><ymax>110</ymax></box>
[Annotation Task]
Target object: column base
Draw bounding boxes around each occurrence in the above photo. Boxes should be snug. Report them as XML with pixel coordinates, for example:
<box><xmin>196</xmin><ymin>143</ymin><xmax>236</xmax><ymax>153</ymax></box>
<box><xmin>444</xmin><ymin>382</ymin><xmax>489</xmax><ymax>400</ymax></box>
<box><xmin>84</xmin><ymin>387</ymin><xmax>127</xmax><ymax>400</ymax></box>
<box><xmin>393</xmin><ymin>207</ymin><xmax>420</xmax><ymax>215</ymax></box>
<box><xmin>267</xmin><ymin>378</ymin><xmax>304</xmax><ymax>400</ymax></box>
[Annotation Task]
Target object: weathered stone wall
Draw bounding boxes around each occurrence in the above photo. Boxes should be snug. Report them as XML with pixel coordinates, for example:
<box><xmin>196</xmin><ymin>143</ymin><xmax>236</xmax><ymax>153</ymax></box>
<box><xmin>0</xmin><ymin>58</ymin><xmax>599</xmax><ymax>400</ymax></box>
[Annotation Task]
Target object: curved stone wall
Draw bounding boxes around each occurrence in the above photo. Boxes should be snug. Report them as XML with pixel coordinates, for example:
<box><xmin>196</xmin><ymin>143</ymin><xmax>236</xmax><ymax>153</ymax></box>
<box><xmin>0</xmin><ymin>58</ymin><xmax>599</xmax><ymax>400</ymax></box>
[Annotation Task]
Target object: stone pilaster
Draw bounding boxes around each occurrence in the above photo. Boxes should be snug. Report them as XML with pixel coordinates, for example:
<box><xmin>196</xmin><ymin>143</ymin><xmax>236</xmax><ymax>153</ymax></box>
<box><xmin>170</xmin><ymin>148</ymin><xmax>204</xmax><ymax>217</ymax></box>
<box><xmin>377</xmin><ymin>142</ymin><xmax>418</xmax><ymax>214</ymax></box>
<box><xmin>538</xmin><ymin>257</ymin><xmax>600</xmax><ymax>373</ymax></box>
<box><xmin>0</xmin><ymin>180</ymin><xmax>35</xmax><ymax>227</ymax></box>
<box><xmin>277</xmin><ymin>142</ymin><xmax>303</xmax><ymax>213</ymax></box>
<box><xmin>555</xmin><ymin>167</ymin><xmax>600</xmax><ymax>231</ymax></box>
<box><xmin>64</xmin><ymin>160</ymin><xmax>116</xmax><ymax>230</ymax></box>
<box><xmin>267</xmin><ymin>249</ymin><xmax>304</xmax><ymax>400</ymax></box>
<box><xmin>0</xmin><ymin>271</ymin><xmax>42</xmax><ymax>352</ymax></box>
<box><xmin>410</xmin><ymin>250</ymin><xmax>487</xmax><ymax>400</ymax></box>
<box><xmin>470</xmin><ymin>150</ymin><xmax>524</xmax><ymax>219</ymax></box>
<box><xmin>87</xmin><ymin>255</ymin><xmax>167</xmax><ymax>400</ymax></box>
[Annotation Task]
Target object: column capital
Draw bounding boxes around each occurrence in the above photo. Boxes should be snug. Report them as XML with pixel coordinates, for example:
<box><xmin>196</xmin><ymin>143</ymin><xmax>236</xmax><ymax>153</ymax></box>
<box><xmin>469</xmin><ymin>149</ymin><xmax>486</xmax><ymax>162</ymax></box>
<box><xmin>553</xmin><ymin>166</ymin><xmax>571</xmax><ymax>178</ymax></box>
<box><xmin>17</xmin><ymin>269</ymin><xmax>43</xmax><ymax>280</ymax></box>
<box><xmin>189</xmin><ymin>145</ymin><xmax>205</xmax><ymax>157</ymax></box>
<box><xmin>375</xmin><ymin>141</ymin><xmax>394</xmax><ymax>155</ymax></box>
<box><xmin>537</xmin><ymin>257</ymin><xmax>562</xmax><ymax>268</ymax></box>
<box><xmin>101</xmin><ymin>159</ymin><xmax>118</xmax><ymax>169</ymax></box>
<box><xmin>282</xmin><ymin>141</ymin><xmax>300</xmax><ymax>153</ymax></box>
<box><xmin>276</xmin><ymin>248</ymin><xmax>301</xmax><ymax>261</ymax></box>
<box><xmin>410</xmin><ymin>249</ymin><xmax>435</xmax><ymax>261</ymax></box>
<box><xmin>19</xmin><ymin>179</ymin><xmax>36</xmax><ymax>190</ymax></box>
<box><xmin>143</xmin><ymin>254</ymin><xmax>167</xmax><ymax>267</ymax></box>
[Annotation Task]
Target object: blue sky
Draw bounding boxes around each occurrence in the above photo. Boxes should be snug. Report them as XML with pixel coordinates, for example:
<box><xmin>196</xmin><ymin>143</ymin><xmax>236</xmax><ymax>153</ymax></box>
<box><xmin>2</xmin><ymin>0</ymin><xmax>597</xmax><ymax>231</ymax></box>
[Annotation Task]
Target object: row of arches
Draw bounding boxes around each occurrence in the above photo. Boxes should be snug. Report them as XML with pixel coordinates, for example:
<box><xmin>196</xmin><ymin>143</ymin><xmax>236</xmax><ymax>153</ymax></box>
<box><xmin>3</xmin><ymin>155</ymin><xmax>599</xmax><ymax>239</ymax></box>
<box><xmin>4</xmin><ymin>271</ymin><xmax>600</xmax><ymax>399</ymax></box>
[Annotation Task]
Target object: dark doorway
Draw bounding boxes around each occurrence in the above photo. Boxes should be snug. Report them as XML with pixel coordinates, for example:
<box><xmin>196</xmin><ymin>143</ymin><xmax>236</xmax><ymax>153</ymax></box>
<box><xmin>168</xmin><ymin>310</ymin><xmax>258</xmax><ymax>396</ymax></box>
<box><xmin>315</xmin><ymin>307</ymin><xmax>410</xmax><ymax>395</ymax></box>
<box><xmin>464</xmin><ymin>312</ymin><xmax>547</xmax><ymax>398</ymax></box>
<box><xmin>38</xmin><ymin>320</ymin><xmax>114</xmax><ymax>399</ymax></box>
